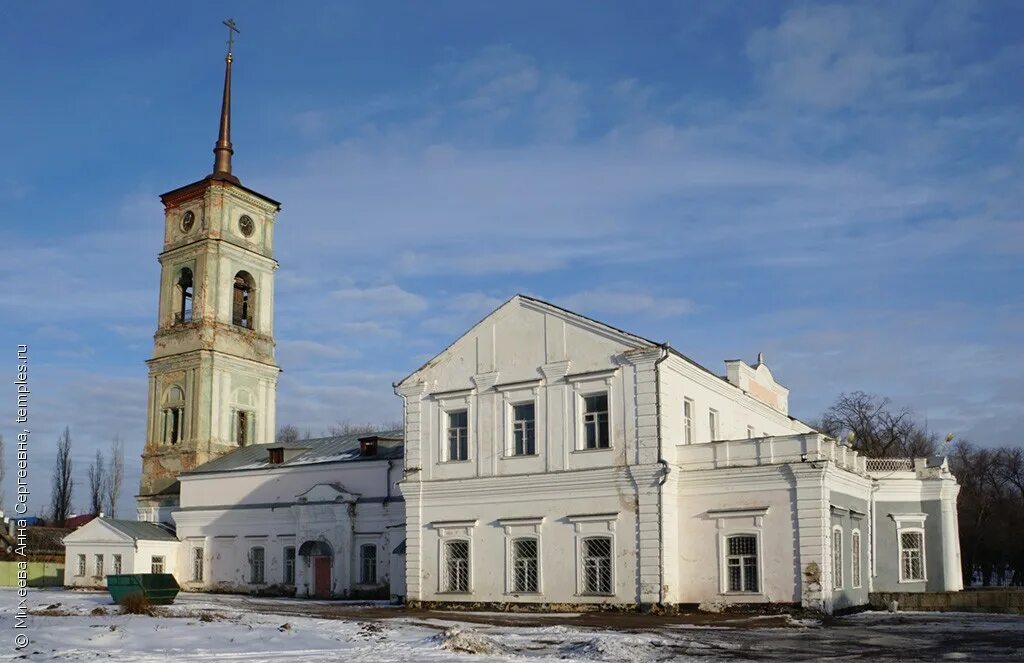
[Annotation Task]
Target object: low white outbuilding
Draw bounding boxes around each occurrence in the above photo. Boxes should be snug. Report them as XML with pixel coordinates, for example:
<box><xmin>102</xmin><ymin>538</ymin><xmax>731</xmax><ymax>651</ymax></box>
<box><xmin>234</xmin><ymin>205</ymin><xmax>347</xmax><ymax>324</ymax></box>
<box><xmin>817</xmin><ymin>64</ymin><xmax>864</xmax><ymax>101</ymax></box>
<box><xmin>62</xmin><ymin>518</ymin><xmax>179</xmax><ymax>588</ymax></box>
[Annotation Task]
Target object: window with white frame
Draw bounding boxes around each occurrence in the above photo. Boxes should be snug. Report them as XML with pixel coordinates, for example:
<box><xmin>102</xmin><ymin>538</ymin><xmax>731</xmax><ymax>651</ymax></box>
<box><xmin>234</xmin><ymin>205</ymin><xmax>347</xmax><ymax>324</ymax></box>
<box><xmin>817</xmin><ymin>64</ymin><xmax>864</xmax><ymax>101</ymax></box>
<box><xmin>832</xmin><ymin>527</ymin><xmax>844</xmax><ymax>590</ymax></box>
<box><xmin>94</xmin><ymin>554</ymin><xmax>104</xmax><ymax>577</ymax></box>
<box><xmin>447</xmin><ymin>410</ymin><xmax>469</xmax><ymax>461</ymax></box>
<box><xmin>284</xmin><ymin>546</ymin><xmax>296</xmax><ymax>585</ymax></box>
<box><xmin>683</xmin><ymin>398</ymin><xmax>694</xmax><ymax>444</ymax></box>
<box><xmin>360</xmin><ymin>544</ymin><xmax>377</xmax><ymax>584</ymax></box>
<box><xmin>851</xmin><ymin>529</ymin><xmax>862</xmax><ymax>588</ymax></box>
<box><xmin>112</xmin><ymin>554</ymin><xmax>122</xmax><ymax>575</ymax></box>
<box><xmin>511</xmin><ymin>538</ymin><xmax>539</xmax><ymax>593</ymax></box>
<box><xmin>151</xmin><ymin>556</ymin><xmax>165</xmax><ymax>574</ymax></box>
<box><xmin>511</xmin><ymin>402</ymin><xmax>536</xmax><ymax>455</ymax></box>
<box><xmin>583</xmin><ymin>393</ymin><xmax>609</xmax><ymax>449</ymax></box>
<box><xmin>899</xmin><ymin>530</ymin><xmax>926</xmax><ymax>582</ymax></box>
<box><xmin>725</xmin><ymin>535</ymin><xmax>759</xmax><ymax>592</ymax></box>
<box><xmin>443</xmin><ymin>540</ymin><xmax>470</xmax><ymax>592</ymax></box>
<box><xmin>249</xmin><ymin>546</ymin><xmax>265</xmax><ymax>584</ymax></box>
<box><xmin>192</xmin><ymin>547</ymin><xmax>204</xmax><ymax>582</ymax></box>
<box><xmin>77</xmin><ymin>554</ymin><xmax>86</xmax><ymax>577</ymax></box>
<box><xmin>581</xmin><ymin>536</ymin><xmax>613</xmax><ymax>594</ymax></box>
<box><xmin>747</xmin><ymin>425</ymin><xmax>755</xmax><ymax>439</ymax></box>
<box><xmin>708</xmin><ymin>409</ymin><xmax>720</xmax><ymax>441</ymax></box>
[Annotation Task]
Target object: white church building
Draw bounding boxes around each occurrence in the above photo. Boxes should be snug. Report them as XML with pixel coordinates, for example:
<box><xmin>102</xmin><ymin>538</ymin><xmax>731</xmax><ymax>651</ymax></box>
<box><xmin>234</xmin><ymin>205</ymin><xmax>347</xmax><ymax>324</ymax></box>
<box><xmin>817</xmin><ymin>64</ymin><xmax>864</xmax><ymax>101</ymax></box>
<box><xmin>395</xmin><ymin>295</ymin><xmax>963</xmax><ymax>613</ymax></box>
<box><xmin>64</xmin><ymin>40</ymin><xmax>962</xmax><ymax>614</ymax></box>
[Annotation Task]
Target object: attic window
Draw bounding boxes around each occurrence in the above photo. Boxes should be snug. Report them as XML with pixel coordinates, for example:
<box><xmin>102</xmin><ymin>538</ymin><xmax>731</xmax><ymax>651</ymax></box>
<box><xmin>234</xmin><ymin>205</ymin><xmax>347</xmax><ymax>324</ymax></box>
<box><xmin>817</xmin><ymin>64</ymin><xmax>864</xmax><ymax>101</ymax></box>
<box><xmin>268</xmin><ymin>448</ymin><xmax>284</xmax><ymax>465</ymax></box>
<box><xmin>359</xmin><ymin>437</ymin><xmax>378</xmax><ymax>457</ymax></box>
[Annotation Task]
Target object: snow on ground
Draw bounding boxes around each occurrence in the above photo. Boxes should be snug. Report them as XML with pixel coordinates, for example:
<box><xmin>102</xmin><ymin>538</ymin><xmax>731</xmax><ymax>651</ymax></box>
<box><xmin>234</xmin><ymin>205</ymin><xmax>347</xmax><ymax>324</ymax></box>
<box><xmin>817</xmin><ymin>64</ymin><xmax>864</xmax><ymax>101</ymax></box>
<box><xmin>1</xmin><ymin>589</ymin><xmax>1023</xmax><ymax>662</ymax></box>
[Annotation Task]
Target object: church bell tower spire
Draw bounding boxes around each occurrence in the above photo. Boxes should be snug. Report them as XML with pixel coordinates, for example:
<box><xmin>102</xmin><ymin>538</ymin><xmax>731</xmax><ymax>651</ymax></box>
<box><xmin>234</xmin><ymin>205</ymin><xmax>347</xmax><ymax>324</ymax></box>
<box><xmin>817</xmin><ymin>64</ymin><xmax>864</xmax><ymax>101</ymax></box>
<box><xmin>212</xmin><ymin>18</ymin><xmax>240</xmax><ymax>184</ymax></box>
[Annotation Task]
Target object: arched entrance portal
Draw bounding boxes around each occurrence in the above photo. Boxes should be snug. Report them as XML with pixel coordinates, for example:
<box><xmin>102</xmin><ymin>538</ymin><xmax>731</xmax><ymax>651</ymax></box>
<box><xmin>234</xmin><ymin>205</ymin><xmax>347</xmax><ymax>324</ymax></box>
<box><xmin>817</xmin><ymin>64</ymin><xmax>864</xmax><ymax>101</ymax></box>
<box><xmin>299</xmin><ymin>540</ymin><xmax>333</xmax><ymax>598</ymax></box>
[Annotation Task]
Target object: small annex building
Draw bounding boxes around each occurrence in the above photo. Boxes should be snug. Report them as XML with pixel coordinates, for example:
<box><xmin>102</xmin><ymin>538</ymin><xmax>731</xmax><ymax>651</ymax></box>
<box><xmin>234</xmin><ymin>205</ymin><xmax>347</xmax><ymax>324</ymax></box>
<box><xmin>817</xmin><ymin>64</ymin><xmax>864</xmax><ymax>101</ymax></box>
<box><xmin>62</xmin><ymin>518</ymin><xmax>179</xmax><ymax>588</ymax></box>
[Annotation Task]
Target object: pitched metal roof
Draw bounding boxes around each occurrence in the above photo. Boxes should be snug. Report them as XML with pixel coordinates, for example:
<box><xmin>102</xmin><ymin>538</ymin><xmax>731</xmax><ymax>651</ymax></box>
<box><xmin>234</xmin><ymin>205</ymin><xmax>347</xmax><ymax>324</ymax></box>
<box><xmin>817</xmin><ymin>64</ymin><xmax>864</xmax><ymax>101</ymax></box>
<box><xmin>183</xmin><ymin>429</ymin><xmax>403</xmax><ymax>475</ymax></box>
<box><xmin>100</xmin><ymin>518</ymin><xmax>178</xmax><ymax>542</ymax></box>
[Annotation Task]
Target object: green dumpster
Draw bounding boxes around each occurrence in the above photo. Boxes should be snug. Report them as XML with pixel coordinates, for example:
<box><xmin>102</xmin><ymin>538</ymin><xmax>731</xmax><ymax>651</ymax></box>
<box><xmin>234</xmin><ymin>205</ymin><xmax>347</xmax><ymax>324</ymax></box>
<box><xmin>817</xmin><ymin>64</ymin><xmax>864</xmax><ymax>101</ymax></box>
<box><xmin>106</xmin><ymin>574</ymin><xmax>180</xmax><ymax>605</ymax></box>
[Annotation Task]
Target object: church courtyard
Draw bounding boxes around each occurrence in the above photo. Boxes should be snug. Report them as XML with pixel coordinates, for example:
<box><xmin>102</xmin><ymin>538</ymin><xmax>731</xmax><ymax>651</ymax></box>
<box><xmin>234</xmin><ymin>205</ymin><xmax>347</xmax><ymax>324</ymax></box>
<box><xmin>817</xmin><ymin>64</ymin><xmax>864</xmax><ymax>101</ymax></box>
<box><xmin>4</xmin><ymin>589</ymin><xmax>1022</xmax><ymax>662</ymax></box>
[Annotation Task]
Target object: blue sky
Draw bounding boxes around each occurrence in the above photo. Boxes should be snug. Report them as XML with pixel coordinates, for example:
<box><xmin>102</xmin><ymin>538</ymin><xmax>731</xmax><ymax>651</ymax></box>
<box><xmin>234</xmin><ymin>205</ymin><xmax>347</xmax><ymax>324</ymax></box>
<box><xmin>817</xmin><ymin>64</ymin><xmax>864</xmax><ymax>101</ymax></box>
<box><xmin>1</xmin><ymin>1</ymin><xmax>1021</xmax><ymax>516</ymax></box>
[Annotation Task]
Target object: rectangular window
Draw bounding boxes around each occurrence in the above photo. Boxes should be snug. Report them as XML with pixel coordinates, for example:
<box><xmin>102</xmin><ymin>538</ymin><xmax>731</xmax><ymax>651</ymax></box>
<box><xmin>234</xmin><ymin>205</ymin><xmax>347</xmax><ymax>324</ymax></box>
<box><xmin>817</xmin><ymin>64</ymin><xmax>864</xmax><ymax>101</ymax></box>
<box><xmin>151</xmin><ymin>556</ymin><xmax>165</xmax><ymax>574</ymax></box>
<box><xmin>360</xmin><ymin>544</ymin><xmax>377</xmax><ymax>584</ymax></box>
<box><xmin>112</xmin><ymin>554</ymin><xmax>122</xmax><ymax>575</ymax></box>
<box><xmin>709</xmin><ymin>409</ymin><xmax>720</xmax><ymax>441</ymax></box>
<box><xmin>832</xmin><ymin>527</ymin><xmax>844</xmax><ymax>590</ymax></box>
<box><xmin>683</xmin><ymin>398</ymin><xmax>694</xmax><ymax>444</ymax></box>
<box><xmin>582</xmin><ymin>536</ymin><xmax>613</xmax><ymax>594</ymax></box>
<box><xmin>94</xmin><ymin>554</ymin><xmax>104</xmax><ymax>577</ymax></box>
<box><xmin>236</xmin><ymin>411</ymin><xmax>249</xmax><ymax>446</ymax></box>
<box><xmin>747</xmin><ymin>425</ymin><xmax>755</xmax><ymax>439</ymax></box>
<box><xmin>249</xmin><ymin>547</ymin><xmax>265</xmax><ymax>584</ymax></box>
<box><xmin>726</xmin><ymin>535</ymin><xmax>758</xmax><ymax>592</ymax></box>
<box><xmin>192</xmin><ymin>547</ymin><xmax>204</xmax><ymax>582</ymax></box>
<box><xmin>164</xmin><ymin>407</ymin><xmax>183</xmax><ymax>445</ymax></box>
<box><xmin>900</xmin><ymin>531</ymin><xmax>925</xmax><ymax>581</ymax></box>
<box><xmin>444</xmin><ymin>540</ymin><xmax>470</xmax><ymax>592</ymax></box>
<box><xmin>447</xmin><ymin>410</ymin><xmax>469</xmax><ymax>461</ymax></box>
<box><xmin>512</xmin><ymin>538</ymin><xmax>539</xmax><ymax>593</ymax></box>
<box><xmin>583</xmin><ymin>393</ymin><xmax>609</xmax><ymax>449</ymax></box>
<box><xmin>512</xmin><ymin>403</ymin><xmax>536</xmax><ymax>456</ymax></box>
<box><xmin>77</xmin><ymin>554</ymin><xmax>86</xmax><ymax>577</ymax></box>
<box><xmin>851</xmin><ymin>531</ymin><xmax>862</xmax><ymax>588</ymax></box>
<box><xmin>284</xmin><ymin>546</ymin><xmax>296</xmax><ymax>585</ymax></box>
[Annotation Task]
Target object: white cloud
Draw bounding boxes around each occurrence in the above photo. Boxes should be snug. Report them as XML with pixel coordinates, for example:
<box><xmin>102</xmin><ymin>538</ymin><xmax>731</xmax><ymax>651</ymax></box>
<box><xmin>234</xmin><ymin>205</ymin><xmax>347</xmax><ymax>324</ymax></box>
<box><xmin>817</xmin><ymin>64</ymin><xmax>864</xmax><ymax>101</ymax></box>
<box><xmin>329</xmin><ymin>284</ymin><xmax>428</xmax><ymax>316</ymax></box>
<box><xmin>559</xmin><ymin>289</ymin><xmax>696</xmax><ymax>319</ymax></box>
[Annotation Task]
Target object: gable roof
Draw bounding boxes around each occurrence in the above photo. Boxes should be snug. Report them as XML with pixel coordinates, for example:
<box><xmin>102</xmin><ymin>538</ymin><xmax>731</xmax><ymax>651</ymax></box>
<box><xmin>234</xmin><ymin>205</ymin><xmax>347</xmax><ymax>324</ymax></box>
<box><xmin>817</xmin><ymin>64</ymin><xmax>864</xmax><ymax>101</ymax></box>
<box><xmin>183</xmin><ymin>429</ymin><xmax>403</xmax><ymax>476</ymax></box>
<box><xmin>101</xmin><ymin>518</ymin><xmax>178</xmax><ymax>541</ymax></box>
<box><xmin>395</xmin><ymin>293</ymin><xmax>817</xmax><ymax>430</ymax></box>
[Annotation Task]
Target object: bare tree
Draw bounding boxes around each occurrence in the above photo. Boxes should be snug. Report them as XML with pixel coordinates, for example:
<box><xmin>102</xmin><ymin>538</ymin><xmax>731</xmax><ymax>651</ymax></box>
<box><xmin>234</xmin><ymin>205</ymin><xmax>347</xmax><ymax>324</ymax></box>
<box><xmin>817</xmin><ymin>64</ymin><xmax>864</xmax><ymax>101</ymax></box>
<box><xmin>50</xmin><ymin>427</ymin><xmax>74</xmax><ymax>525</ymax></box>
<box><xmin>276</xmin><ymin>425</ymin><xmax>300</xmax><ymax>444</ymax></box>
<box><xmin>326</xmin><ymin>420</ymin><xmax>381</xmax><ymax>437</ymax></box>
<box><xmin>0</xmin><ymin>433</ymin><xmax>6</xmax><ymax>512</ymax></box>
<box><xmin>87</xmin><ymin>449</ymin><xmax>107</xmax><ymax>516</ymax></box>
<box><xmin>818</xmin><ymin>391</ymin><xmax>937</xmax><ymax>458</ymax></box>
<box><xmin>106</xmin><ymin>435</ymin><xmax>124</xmax><ymax>518</ymax></box>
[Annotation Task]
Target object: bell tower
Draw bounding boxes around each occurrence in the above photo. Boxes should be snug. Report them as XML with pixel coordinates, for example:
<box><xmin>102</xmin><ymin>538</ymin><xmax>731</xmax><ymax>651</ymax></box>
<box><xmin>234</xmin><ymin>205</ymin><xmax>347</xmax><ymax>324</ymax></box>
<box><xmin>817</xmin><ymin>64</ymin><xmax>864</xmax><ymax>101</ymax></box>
<box><xmin>138</xmin><ymin>21</ymin><xmax>281</xmax><ymax>521</ymax></box>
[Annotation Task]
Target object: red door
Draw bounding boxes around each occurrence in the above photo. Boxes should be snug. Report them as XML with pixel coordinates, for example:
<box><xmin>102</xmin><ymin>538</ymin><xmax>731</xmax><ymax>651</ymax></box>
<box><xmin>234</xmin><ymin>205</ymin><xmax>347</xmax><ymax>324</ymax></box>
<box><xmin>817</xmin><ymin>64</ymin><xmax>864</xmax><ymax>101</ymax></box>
<box><xmin>314</xmin><ymin>556</ymin><xmax>331</xmax><ymax>598</ymax></box>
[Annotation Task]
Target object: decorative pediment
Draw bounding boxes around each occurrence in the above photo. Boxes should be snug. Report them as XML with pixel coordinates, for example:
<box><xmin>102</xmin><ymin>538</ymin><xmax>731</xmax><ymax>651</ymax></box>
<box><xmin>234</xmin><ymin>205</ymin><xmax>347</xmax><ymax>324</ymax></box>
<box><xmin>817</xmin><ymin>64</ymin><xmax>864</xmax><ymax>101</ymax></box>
<box><xmin>295</xmin><ymin>482</ymin><xmax>359</xmax><ymax>504</ymax></box>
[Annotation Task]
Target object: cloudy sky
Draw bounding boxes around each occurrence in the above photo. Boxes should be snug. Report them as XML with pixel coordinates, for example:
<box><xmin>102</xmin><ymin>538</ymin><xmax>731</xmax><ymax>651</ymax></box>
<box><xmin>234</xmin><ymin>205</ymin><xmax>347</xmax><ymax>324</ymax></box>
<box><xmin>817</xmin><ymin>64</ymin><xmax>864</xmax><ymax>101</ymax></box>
<box><xmin>1</xmin><ymin>1</ymin><xmax>1021</xmax><ymax>516</ymax></box>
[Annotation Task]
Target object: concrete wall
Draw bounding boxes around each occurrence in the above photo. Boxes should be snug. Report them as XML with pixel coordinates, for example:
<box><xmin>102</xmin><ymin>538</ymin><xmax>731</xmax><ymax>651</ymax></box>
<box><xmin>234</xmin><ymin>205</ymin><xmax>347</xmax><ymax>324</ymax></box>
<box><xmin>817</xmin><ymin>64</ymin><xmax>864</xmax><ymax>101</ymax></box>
<box><xmin>828</xmin><ymin>492</ymin><xmax>869</xmax><ymax>611</ymax></box>
<box><xmin>870</xmin><ymin>590</ymin><xmax>1024</xmax><ymax>614</ymax></box>
<box><xmin>874</xmin><ymin>499</ymin><xmax>946</xmax><ymax>593</ymax></box>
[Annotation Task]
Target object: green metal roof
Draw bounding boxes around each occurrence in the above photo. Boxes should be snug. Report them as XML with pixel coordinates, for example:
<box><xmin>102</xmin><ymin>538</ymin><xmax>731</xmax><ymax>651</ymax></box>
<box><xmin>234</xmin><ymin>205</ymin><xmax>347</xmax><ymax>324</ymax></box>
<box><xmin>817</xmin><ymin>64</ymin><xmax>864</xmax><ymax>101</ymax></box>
<box><xmin>100</xmin><ymin>518</ymin><xmax>177</xmax><ymax>542</ymax></box>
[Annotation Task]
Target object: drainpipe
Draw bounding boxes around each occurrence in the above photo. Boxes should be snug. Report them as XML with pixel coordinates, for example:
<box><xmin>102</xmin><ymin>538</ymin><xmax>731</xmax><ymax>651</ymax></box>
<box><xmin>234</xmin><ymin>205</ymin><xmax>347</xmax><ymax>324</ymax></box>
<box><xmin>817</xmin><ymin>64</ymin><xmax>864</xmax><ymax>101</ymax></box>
<box><xmin>654</xmin><ymin>343</ymin><xmax>671</xmax><ymax>606</ymax></box>
<box><xmin>383</xmin><ymin>459</ymin><xmax>394</xmax><ymax>506</ymax></box>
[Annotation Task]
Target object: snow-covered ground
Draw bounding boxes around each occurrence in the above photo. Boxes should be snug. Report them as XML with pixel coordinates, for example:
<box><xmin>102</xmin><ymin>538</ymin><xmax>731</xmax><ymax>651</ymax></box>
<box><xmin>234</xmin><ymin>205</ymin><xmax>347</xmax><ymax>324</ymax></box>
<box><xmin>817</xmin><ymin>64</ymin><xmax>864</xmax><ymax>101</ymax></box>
<box><xmin>1</xmin><ymin>589</ymin><xmax>1022</xmax><ymax>662</ymax></box>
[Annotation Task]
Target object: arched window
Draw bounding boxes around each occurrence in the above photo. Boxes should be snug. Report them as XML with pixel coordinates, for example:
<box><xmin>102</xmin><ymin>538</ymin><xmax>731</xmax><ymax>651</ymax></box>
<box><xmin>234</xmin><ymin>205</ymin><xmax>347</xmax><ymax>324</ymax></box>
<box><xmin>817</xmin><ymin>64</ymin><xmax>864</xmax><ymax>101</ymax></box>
<box><xmin>360</xmin><ymin>544</ymin><xmax>377</xmax><ymax>584</ymax></box>
<box><xmin>232</xmin><ymin>271</ymin><xmax>255</xmax><ymax>329</ymax></box>
<box><xmin>832</xmin><ymin>526</ymin><xmax>844</xmax><ymax>590</ymax></box>
<box><xmin>175</xmin><ymin>268</ymin><xmax>193</xmax><ymax>324</ymax></box>
<box><xmin>161</xmin><ymin>386</ymin><xmax>185</xmax><ymax>446</ymax></box>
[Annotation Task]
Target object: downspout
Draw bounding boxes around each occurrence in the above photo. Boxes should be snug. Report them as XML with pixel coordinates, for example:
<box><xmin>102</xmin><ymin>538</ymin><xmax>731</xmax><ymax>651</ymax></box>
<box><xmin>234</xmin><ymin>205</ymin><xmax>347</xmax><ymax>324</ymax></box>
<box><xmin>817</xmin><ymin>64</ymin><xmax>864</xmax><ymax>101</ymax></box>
<box><xmin>384</xmin><ymin>459</ymin><xmax>394</xmax><ymax>506</ymax></box>
<box><xmin>654</xmin><ymin>343</ymin><xmax>671</xmax><ymax>606</ymax></box>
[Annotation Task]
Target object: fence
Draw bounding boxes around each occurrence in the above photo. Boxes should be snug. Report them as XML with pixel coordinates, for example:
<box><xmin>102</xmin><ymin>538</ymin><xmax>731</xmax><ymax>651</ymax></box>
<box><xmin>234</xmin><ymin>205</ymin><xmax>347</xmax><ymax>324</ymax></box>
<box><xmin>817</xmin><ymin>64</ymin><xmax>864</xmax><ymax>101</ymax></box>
<box><xmin>0</xmin><ymin>561</ymin><xmax>65</xmax><ymax>587</ymax></box>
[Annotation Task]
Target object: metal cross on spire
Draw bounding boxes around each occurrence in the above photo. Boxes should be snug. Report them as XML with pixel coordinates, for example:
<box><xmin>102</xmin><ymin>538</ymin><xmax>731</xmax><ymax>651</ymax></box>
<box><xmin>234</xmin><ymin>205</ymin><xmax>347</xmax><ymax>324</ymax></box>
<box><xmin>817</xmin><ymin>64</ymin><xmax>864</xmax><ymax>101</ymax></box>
<box><xmin>223</xmin><ymin>18</ymin><xmax>240</xmax><ymax>58</ymax></box>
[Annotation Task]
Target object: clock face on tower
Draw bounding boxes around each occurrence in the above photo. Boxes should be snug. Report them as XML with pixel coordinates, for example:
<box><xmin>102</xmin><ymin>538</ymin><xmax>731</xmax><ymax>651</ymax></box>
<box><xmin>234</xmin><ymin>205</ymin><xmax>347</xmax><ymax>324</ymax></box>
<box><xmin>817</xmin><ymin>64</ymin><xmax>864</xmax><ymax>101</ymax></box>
<box><xmin>180</xmin><ymin>210</ymin><xmax>195</xmax><ymax>233</ymax></box>
<box><xmin>238</xmin><ymin>215</ymin><xmax>255</xmax><ymax>237</ymax></box>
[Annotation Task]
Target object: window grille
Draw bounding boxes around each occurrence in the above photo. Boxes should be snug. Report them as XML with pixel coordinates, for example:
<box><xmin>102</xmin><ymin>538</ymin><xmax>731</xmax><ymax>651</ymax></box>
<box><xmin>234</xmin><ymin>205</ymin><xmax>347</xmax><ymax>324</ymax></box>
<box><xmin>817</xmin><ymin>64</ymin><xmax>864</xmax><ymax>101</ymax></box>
<box><xmin>236</xmin><ymin>411</ymin><xmax>249</xmax><ymax>446</ymax></box>
<box><xmin>851</xmin><ymin>531</ymin><xmax>862</xmax><ymax>588</ymax></box>
<box><xmin>512</xmin><ymin>403</ymin><xmax>536</xmax><ymax>455</ymax></box>
<box><xmin>583</xmin><ymin>394</ymin><xmax>609</xmax><ymax>449</ymax></box>
<box><xmin>192</xmin><ymin>547</ymin><xmax>204</xmax><ymax>582</ymax></box>
<box><xmin>582</xmin><ymin>536</ymin><xmax>612</xmax><ymax>594</ymax></box>
<box><xmin>726</xmin><ymin>535</ymin><xmax>758</xmax><ymax>592</ymax></box>
<box><xmin>683</xmin><ymin>398</ymin><xmax>694</xmax><ymax>444</ymax></box>
<box><xmin>284</xmin><ymin>546</ymin><xmax>296</xmax><ymax>585</ymax></box>
<box><xmin>95</xmin><ymin>554</ymin><xmax>104</xmax><ymax>577</ymax></box>
<box><xmin>512</xmin><ymin>538</ymin><xmax>539</xmax><ymax>593</ymax></box>
<box><xmin>448</xmin><ymin>410</ymin><xmax>468</xmax><ymax>461</ymax></box>
<box><xmin>151</xmin><ymin>556</ymin><xmax>165</xmax><ymax>574</ymax></box>
<box><xmin>900</xmin><ymin>531</ymin><xmax>925</xmax><ymax>581</ymax></box>
<box><xmin>77</xmin><ymin>554</ymin><xmax>86</xmax><ymax>577</ymax></box>
<box><xmin>832</xmin><ymin>528</ymin><xmax>844</xmax><ymax>589</ymax></box>
<box><xmin>112</xmin><ymin>554</ymin><xmax>122</xmax><ymax>575</ymax></box>
<box><xmin>360</xmin><ymin>544</ymin><xmax>377</xmax><ymax>584</ymax></box>
<box><xmin>444</xmin><ymin>540</ymin><xmax>470</xmax><ymax>592</ymax></box>
<box><xmin>249</xmin><ymin>547</ymin><xmax>265</xmax><ymax>584</ymax></box>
